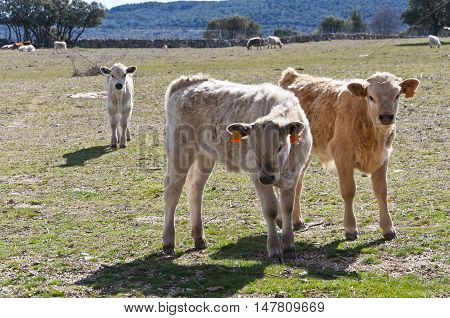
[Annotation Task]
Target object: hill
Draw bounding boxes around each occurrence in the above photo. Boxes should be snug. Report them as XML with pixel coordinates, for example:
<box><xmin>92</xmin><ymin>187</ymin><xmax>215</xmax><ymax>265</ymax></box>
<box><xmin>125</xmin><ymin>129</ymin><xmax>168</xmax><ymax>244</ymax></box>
<box><xmin>84</xmin><ymin>0</ymin><xmax>408</xmax><ymax>38</ymax></box>
<box><xmin>83</xmin><ymin>0</ymin><xmax>409</xmax><ymax>39</ymax></box>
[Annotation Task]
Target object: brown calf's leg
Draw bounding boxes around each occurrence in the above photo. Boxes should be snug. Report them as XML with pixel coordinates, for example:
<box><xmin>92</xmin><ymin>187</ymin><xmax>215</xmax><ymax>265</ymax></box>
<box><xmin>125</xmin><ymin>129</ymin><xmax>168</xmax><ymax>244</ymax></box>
<box><xmin>335</xmin><ymin>158</ymin><xmax>358</xmax><ymax>240</ymax></box>
<box><xmin>371</xmin><ymin>161</ymin><xmax>396</xmax><ymax>240</ymax></box>
<box><xmin>186</xmin><ymin>155</ymin><xmax>215</xmax><ymax>250</ymax></box>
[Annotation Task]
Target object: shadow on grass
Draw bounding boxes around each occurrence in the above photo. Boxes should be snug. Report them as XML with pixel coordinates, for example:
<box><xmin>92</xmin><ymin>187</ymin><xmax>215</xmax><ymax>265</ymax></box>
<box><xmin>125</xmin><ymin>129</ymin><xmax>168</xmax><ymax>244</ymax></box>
<box><xmin>59</xmin><ymin>145</ymin><xmax>113</xmax><ymax>167</ymax></box>
<box><xmin>77</xmin><ymin>235</ymin><xmax>384</xmax><ymax>297</ymax></box>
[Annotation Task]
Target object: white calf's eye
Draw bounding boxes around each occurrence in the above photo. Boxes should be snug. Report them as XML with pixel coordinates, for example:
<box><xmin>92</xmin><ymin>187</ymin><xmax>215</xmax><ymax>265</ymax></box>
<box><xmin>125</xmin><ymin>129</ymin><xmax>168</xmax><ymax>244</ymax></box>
<box><xmin>369</xmin><ymin>96</ymin><xmax>374</xmax><ymax>102</ymax></box>
<box><xmin>278</xmin><ymin>145</ymin><xmax>283</xmax><ymax>152</ymax></box>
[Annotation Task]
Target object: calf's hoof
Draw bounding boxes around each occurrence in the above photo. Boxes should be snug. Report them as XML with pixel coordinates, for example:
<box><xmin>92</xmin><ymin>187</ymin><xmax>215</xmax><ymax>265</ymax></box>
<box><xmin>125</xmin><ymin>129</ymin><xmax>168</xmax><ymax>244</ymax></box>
<box><xmin>283</xmin><ymin>247</ymin><xmax>297</xmax><ymax>260</ymax></box>
<box><xmin>194</xmin><ymin>237</ymin><xmax>207</xmax><ymax>250</ymax></box>
<box><xmin>163</xmin><ymin>244</ymin><xmax>175</xmax><ymax>255</ymax></box>
<box><xmin>345</xmin><ymin>231</ymin><xmax>358</xmax><ymax>241</ymax></box>
<box><xmin>383</xmin><ymin>231</ymin><xmax>397</xmax><ymax>241</ymax></box>
<box><xmin>268</xmin><ymin>246</ymin><xmax>283</xmax><ymax>263</ymax></box>
<box><xmin>119</xmin><ymin>144</ymin><xmax>127</xmax><ymax>149</ymax></box>
<box><xmin>293</xmin><ymin>221</ymin><xmax>306</xmax><ymax>231</ymax></box>
<box><xmin>127</xmin><ymin>137</ymin><xmax>132</xmax><ymax>142</ymax></box>
<box><xmin>110</xmin><ymin>144</ymin><xmax>117</xmax><ymax>149</ymax></box>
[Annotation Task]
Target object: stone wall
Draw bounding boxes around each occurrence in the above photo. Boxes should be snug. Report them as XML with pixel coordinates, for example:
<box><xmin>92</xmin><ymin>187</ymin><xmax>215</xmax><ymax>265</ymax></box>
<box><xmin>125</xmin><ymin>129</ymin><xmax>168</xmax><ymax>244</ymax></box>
<box><xmin>0</xmin><ymin>33</ymin><xmax>425</xmax><ymax>50</ymax></box>
<box><xmin>76</xmin><ymin>33</ymin><xmax>422</xmax><ymax>49</ymax></box>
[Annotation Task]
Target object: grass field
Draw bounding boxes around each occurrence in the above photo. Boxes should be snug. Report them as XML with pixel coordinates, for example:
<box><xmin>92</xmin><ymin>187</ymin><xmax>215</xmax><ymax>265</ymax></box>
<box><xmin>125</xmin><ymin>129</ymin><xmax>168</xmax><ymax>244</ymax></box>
<box><xmin>0</xmin><ymin>38</ymin><xmax>449</xmax><ymax>297</ymax></box>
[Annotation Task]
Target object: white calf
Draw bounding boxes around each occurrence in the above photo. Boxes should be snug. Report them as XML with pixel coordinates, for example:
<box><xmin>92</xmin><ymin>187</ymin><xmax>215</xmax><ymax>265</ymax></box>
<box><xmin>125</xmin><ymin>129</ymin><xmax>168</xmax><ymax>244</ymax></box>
<box><xmin>162</xmin><ymin>74</ymin><xmax>312</xmax><ymax>260</ymax></box>
<box><xmin>53</xmin><ymin>41</ymin><xmax>67</xmax><ymax>53</ymax></box>
<box><xmin>100</xmin><ymin>63</ymin><xmax>137</xmax><ymax>149</ymax></box>
<box><xmin>428</xmin><ymin>35</ymin><xmax>441</xmax><ymax>48</ymax></box>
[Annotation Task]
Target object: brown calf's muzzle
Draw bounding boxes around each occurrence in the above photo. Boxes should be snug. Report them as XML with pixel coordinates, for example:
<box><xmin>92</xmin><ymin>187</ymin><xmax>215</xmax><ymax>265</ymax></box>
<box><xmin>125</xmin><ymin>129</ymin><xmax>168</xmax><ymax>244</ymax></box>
<box><xmin>378</xmin><ymin>114</ymin><xmax>395</xmax><ymax>125</ymax></box>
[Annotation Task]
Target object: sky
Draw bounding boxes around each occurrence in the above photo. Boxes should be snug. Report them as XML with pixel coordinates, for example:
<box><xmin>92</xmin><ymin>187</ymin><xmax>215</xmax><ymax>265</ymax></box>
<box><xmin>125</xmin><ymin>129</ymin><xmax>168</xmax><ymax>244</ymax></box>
<box><xmin>99</xmin><ymin>0</ymin><xmax>221</xmax><ymax>9</ymax></box>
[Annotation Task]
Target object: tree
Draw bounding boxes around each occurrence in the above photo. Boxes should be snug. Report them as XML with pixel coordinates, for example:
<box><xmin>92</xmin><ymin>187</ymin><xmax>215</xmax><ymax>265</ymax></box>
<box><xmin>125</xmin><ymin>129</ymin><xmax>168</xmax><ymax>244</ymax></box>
<box><xmin>0</xmin><ymin>0</ymin><xmax>105</xmax><ymax>46</ymax></box>
<box><xmin>402</xmin><ymin>0</ymin><xmax>450</xmax><ymax>35</ymax></box>
<box><xmin>370</xmin><ymin>6</ymin><xmax>401</xmax><ymax>35</ymax></box>
<box><xmin>349</xmin><ymin>9</ymin><xmax>367</xmax><ymax>33</ymax></box>
<box><xmin>273</xmin><ymin>27</ymin><xmax>299</xmax><ymax>37</ymax></box>
<box><xmin>319</xmin><ymin>16</ymin><xmax>345</xmax><ymax>33</ymax></box>
<box><xmin>203</xmin><ymin>16</ymin><xmax>260</xmax><ymax>40</ymax></box>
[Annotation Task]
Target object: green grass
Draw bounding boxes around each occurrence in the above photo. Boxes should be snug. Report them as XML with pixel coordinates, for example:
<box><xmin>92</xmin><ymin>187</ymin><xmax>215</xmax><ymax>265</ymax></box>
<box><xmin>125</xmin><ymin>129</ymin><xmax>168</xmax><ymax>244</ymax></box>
<box><xmin>0</xmin><ymin>38</ymin><xmax>449</xmax><ymax>297</ymax></box>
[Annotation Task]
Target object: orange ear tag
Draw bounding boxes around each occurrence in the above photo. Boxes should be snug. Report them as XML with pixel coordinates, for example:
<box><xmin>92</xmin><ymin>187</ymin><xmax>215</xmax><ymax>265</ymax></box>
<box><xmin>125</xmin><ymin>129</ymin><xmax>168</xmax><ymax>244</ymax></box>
<box><xmin>290</xmin><ymin>131</ymin><xmax>300</xmax><ymax>144</ymax></box>
<box><xmin>230</xmin><ymin>130</ymin><xmax>242</xmax><ymax>143</ymax></box>
<box><xmin>405</xmin><ymin>91</ymin><xmax>415</xmax><ymax>98</ymax></box>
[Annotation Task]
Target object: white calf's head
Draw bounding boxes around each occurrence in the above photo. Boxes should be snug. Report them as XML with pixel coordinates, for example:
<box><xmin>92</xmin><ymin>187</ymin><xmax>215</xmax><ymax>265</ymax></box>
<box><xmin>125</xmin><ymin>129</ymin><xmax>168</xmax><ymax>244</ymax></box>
<box><xmin>347</xmin><ymin>72</ymin><xmax>420</xmax><ymax>126</ymax></box>
<box><xmin>100</xmin><ymin>63</ymin><xmax>137</xmax><ymax>91</ymax></box>
<box><xmin>227</xmin><ymin>119</ymin><xmax>304</xmax><ymax>185</ymax></box>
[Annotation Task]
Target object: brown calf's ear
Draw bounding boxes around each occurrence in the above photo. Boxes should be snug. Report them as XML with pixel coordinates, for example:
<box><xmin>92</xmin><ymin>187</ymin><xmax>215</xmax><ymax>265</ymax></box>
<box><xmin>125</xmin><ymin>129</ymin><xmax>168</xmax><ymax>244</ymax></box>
<box><xmin>400</xmin><ymin>78</ymin><xmax>420</xmax><ymax>98</ymax></box>
<box><xmin>126</xmin><ymin>66</ymin><xmax>137</xmax><ymax>75</ymax></box>
<box><xmin>226</xmin><ymin>123</ymin><xmax>252</xmax><ymax>142</ymax></box>
<box><xmin>100</xmin><ymin>66</ymin><xmax>111</xmax><ymax>76</ymax></box>
<box><xmin>347</xmin><ymin>82</ymin><xmax>367</xmax><ymax>97</ymax></box>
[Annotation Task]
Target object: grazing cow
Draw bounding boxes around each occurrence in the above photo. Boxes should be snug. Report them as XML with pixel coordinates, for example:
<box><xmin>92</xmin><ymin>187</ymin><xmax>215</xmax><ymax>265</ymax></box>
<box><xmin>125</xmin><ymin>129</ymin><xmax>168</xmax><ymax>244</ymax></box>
<box><xmin>53</xmin><ymin>41</ymin><xmax>67</xmax><ymax>53</ymax></box>
<box><xmin>268</xmin><ymin>36</ymin><xmax>283</xmax><ymax>49</ymax></box>
<box><xmin>100</xmin><ymin>63</ymin><xmax>137</xmax><ymax>149</ymax></box>
<box><xmin>247</xmin><ymin>37</ymin><xmax>263</xmax><ymax>50</ymax></box>
<box><xmin>428</xmin><ymin>35</ymin><xmax>441</xmax><ymax>48</ymax></box>
<box><xmin>18</xmin><ymin>45</ymin><xmax>35</xmax><ymax>52</ymax></box>
<box><xmin>12</xmin><ymin>41</ymin><xmax>31</xmax><ymax>49</ymax></box>
<box><xmin>279</xmin><ymin>68</ymin><xmax>420</xmax><ymax>240</ymax></box>
<box><xmin>1</xmin><ymin>44</ymin><xmax>14</xmax><ymax>50</ymax></box>
<box><xmin>163</xmin><ymin>74</ymin><xmax>312</xmax><ymax>260</ymax></box>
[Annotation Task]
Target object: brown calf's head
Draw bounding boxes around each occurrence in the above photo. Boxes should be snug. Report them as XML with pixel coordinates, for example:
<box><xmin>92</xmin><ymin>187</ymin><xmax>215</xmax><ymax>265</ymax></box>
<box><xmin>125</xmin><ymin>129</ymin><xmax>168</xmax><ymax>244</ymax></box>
<box><xmin>227</xmin><ymin>119</ymin><xmax>304</xmax><ymax>185</ymax></box>
<box><xmin>100</xmin><ymin>63</ymin><xmax>137</xmax><ymax>91</ymax></box>
<box><xmin>347</xmin><ymin>72</ymin><xmax>420</xmax><ymax>126</ymax></box>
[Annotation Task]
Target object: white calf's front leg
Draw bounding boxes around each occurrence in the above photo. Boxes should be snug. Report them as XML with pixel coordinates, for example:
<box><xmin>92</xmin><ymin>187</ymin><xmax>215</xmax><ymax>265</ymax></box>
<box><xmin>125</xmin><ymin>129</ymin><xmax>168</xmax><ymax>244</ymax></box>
<box><xmin>279</xmin><ymin>187</ymin><xmax>296</xmax><ymax>258</ymax></box>
<box><xmin>119</xmin><ymin>109</ymin><xmax>131</xmax><ymax>148</ymax></box>
<box><xmin>252</xmin><ymin>175</ymin><xmax>282</xmax><ymax>261</ymax></box>
<box><xmin>108</xmin><ymin>109</ymin><xmax>119</xmax><ymax>149</ymax></box>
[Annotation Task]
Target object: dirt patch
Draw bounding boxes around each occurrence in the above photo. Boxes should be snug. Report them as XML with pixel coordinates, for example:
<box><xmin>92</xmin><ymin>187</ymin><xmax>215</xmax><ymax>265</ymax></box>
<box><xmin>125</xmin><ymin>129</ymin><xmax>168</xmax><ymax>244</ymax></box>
<box><xmin>348</xmin><ymin>252</ymin><xmax>450</xmax><ymax>279</ymax></box>
<box><xmin>72</xmin><ymin>65</ymin><xmax>103</xmax><ymax>77</ymax></box>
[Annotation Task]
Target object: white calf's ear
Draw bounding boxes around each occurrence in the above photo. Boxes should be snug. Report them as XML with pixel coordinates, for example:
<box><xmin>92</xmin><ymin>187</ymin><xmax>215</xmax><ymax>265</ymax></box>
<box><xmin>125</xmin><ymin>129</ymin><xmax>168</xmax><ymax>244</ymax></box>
<box><xmin>400</xmin><ymin>78</ymin><xmax>420</xmax><ymax>98</ymax></box>
<box><xmin>100</xmin><ymin>66</ymin><xmax>111</xmax><ymax>76</ymax></box>
<box><xmin>226</xmin><ymin>123</ymin><xmax>252</xmax><ymax>137</ymax></box>
<box><xmin>347</xmin><ymin>82</ymin><xmax>367</xmax><ymax>97</ymax></box>
<box><xmin>282</xmin><ymin>121</ymin><xmax>305</xmax><ymax>144</ymax></box>
<box><xmin>126</xmin><ymin>66</ymin><xmax>137</xmax><ymax>74</ymax></box>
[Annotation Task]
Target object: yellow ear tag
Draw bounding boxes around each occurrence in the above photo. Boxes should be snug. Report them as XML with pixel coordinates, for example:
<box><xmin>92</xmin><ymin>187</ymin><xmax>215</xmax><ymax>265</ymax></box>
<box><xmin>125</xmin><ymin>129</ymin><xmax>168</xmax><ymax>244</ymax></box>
<box><xmin>290</xmin><ymin>131</ymin><xmax>300</xmax><ymax>144</ymax></box>
<box><xmin>230</xmin><ymin>130</ymin><xmax>242</xmax><ymax>143</ymax></box>
<box><xmin>405</xmin><ymin>91</ymin><xmax>415</xmax><ymax>98</ymax></box>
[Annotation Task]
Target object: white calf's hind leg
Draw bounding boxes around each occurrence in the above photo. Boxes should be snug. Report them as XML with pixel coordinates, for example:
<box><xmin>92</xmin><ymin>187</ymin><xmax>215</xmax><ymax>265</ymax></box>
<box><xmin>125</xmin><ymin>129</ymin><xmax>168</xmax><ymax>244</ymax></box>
<box><xmin>126</xmin><ymin>128</ymin><xmax>131</xmax><ymax>142</ymax></box>
<box><xmin>186</xmin><ymin>154</ymin><xmax>215</xmax><ymax>249</ymax></box>
<box><xmin>162</xmin><ymin>148</ymin><xmax>195</xmax><ymax>255</ymax></box>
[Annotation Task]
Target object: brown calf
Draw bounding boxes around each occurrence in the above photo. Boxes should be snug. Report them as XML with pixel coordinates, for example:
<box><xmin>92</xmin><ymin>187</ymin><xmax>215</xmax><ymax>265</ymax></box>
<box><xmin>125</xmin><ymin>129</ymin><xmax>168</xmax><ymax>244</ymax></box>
<box><xmin>279</xmin><ymin>68</ymin><xmax>420</xmax><ymax>240</ymax></box>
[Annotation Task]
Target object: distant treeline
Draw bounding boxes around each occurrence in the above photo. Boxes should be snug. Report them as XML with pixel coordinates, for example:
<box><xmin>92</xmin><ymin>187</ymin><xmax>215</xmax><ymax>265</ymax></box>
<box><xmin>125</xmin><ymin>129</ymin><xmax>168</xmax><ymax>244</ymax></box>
<box><xmin>0</xmin><ymin>0</ymin><xmax>105</xmax><ymax>47</ymax></box>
